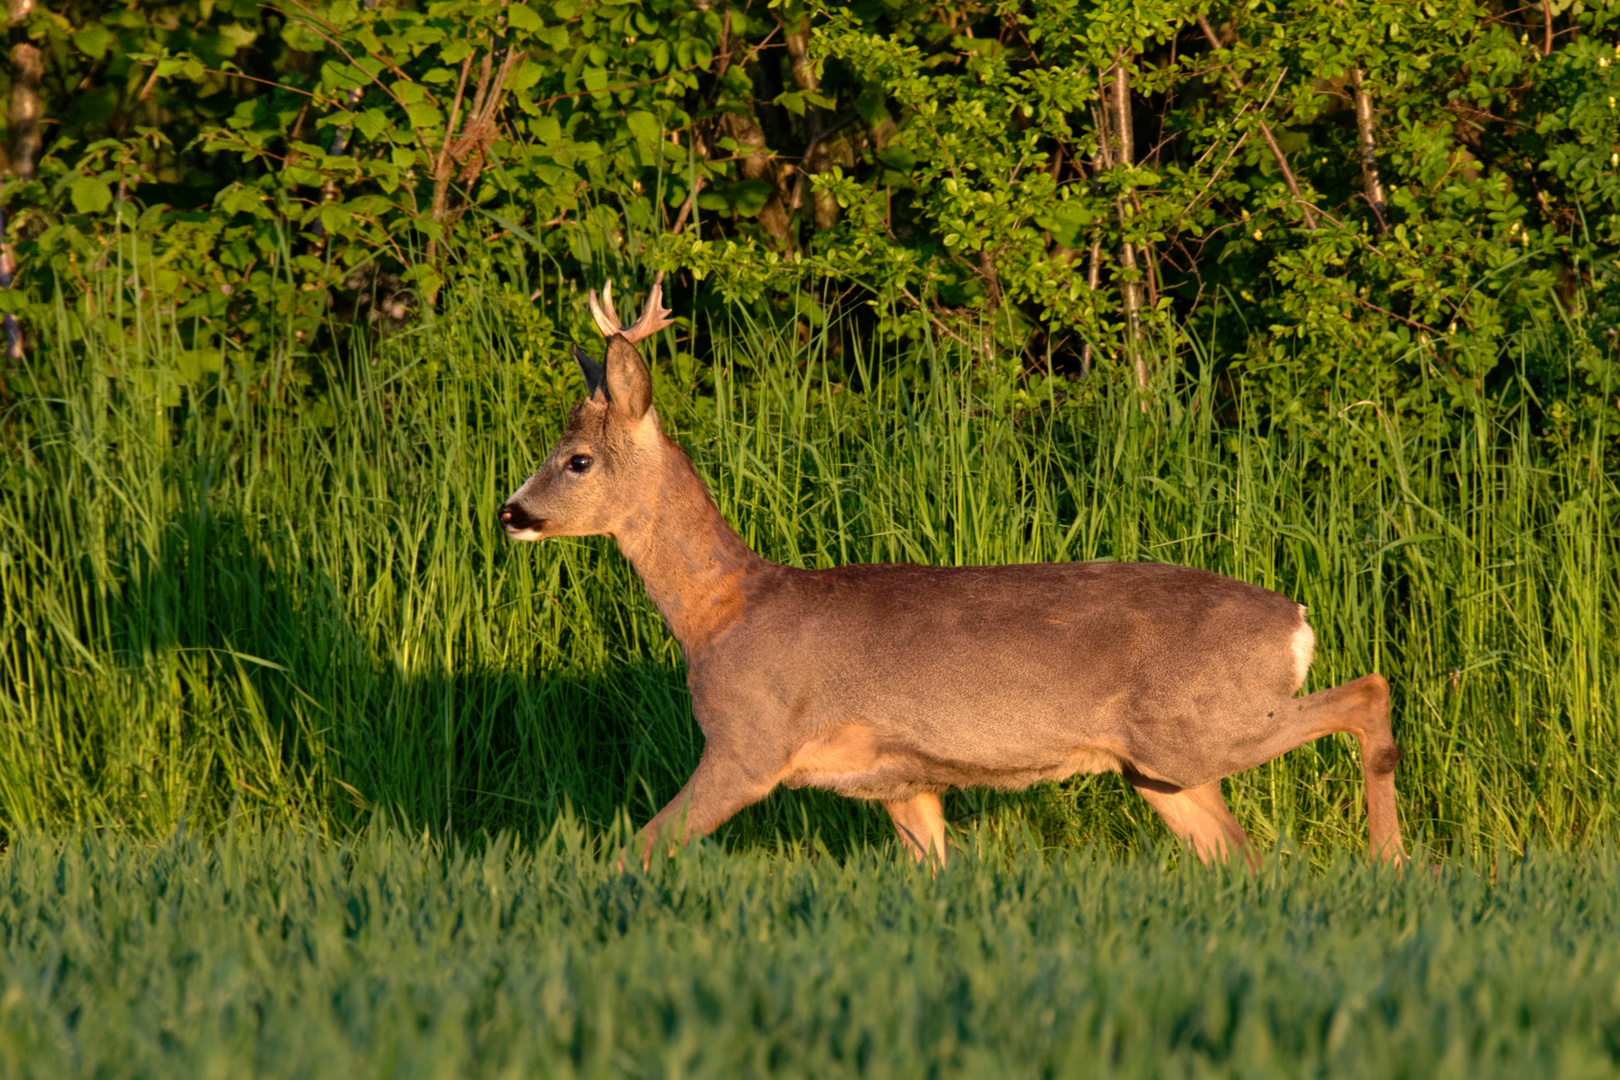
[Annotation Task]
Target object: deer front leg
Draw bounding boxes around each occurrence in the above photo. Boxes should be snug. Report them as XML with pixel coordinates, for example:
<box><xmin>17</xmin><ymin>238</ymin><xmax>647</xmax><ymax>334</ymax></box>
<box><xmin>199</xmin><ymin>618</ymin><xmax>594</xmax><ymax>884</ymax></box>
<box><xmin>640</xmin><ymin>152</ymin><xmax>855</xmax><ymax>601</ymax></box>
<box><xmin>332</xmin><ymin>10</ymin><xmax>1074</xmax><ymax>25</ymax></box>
<box><xmin>883</xmin><ymin>791</ymin><xmax>948</xmax><ymax>868</ymax></box>
<box><xmin>631</xmin><ymin>750</ymin><xmax>775</xmax><ymax>869</ymax></box>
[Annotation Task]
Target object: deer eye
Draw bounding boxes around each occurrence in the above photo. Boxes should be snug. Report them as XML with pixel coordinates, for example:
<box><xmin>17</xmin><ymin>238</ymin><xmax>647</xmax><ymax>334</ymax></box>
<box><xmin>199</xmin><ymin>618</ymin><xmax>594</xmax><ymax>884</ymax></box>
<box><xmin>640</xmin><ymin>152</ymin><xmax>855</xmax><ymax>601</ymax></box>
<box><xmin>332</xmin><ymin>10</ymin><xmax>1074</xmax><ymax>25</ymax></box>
<box><xmin>566</xmin><ymin>454</ymin><xmax>593</xmax><ymax>474</ymax></box>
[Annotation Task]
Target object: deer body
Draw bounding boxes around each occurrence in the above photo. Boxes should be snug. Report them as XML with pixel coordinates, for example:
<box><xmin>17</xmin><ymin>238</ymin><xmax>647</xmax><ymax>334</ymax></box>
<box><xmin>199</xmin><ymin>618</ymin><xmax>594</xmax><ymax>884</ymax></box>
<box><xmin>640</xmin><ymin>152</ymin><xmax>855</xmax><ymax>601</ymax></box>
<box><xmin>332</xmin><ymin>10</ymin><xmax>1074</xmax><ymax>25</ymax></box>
<box><xmin>694</xmin><ymin>560</ymin><xmax>1311</xmax><ymax>799</ymax></box>
<box><xmin>501</xmin><ymin>284</ymin><xmax>1406</xmax><ymax>868</ymax></box>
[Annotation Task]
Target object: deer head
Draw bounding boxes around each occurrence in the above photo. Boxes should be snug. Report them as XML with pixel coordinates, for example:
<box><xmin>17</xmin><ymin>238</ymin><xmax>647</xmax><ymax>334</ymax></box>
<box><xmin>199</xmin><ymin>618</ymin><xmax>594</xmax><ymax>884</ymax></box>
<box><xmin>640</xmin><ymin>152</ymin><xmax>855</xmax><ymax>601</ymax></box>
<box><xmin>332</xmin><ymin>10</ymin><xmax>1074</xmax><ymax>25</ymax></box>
<box><xmin>499</xmin><ymin>280</ymin><xmax>675</xmax><ymax>541</ymax></box>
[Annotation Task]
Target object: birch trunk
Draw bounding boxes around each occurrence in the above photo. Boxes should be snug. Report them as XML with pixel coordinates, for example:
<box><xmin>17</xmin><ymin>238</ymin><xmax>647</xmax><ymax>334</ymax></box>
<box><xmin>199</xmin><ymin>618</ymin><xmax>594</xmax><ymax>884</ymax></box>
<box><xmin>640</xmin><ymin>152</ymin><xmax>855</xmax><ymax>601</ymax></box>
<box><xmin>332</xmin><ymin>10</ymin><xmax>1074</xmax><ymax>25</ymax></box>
<box><xmin>1107</xmin><ymin>60</ymin><xmax>1148</xmax><ymax>393</ymax></box>
<box><xmin>1350</xmin><ymin>68</ymin><xmax>1388</xmax><ymax>234</ymax></box>
<box><xmin>3</xmin><ymin>0</ymin><xmax>42</xmax><ymax>366</ymax></box>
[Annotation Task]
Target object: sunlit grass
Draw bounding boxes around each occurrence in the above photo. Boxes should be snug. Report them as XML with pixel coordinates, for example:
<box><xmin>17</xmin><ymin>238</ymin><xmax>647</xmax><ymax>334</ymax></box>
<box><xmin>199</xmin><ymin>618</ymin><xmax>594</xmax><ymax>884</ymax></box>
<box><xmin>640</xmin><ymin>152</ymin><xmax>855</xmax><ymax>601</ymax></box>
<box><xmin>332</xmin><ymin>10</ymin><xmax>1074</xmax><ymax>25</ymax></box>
<box><xmin>0</xmin><ymin>285</ymin><xmax>1615</xmax><ymax>858</ymax></box>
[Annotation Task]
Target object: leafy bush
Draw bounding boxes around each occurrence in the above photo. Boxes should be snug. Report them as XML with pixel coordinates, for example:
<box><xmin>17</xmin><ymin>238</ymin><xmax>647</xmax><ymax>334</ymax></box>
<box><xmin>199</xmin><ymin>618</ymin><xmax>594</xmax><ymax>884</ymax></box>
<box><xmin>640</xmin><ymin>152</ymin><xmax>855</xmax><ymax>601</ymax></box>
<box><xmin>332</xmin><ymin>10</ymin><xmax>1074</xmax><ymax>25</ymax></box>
<box><xmin>1</xmin><ymin>0</ymin><xmax>1617</xmax><ymax>426</ymax></box>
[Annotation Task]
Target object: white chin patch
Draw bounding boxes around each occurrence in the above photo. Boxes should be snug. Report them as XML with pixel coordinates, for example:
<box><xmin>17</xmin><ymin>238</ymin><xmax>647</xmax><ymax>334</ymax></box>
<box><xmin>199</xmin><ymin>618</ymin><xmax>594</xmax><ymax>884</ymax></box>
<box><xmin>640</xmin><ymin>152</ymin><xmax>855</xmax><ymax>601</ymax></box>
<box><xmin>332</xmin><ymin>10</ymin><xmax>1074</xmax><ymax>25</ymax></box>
<box><xmin>503</xmin><ymin>528</ymin><xmax>544</xmax><ymax>542</ymax></box>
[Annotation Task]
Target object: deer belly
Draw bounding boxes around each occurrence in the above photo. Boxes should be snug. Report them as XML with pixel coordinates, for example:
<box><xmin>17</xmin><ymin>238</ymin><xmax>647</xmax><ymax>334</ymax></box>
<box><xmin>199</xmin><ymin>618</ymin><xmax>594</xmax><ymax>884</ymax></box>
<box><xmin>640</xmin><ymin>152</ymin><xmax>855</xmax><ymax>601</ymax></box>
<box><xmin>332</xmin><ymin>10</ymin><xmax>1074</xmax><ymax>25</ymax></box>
<box><xmin>776</xmin><ymin>722</ymin><xmax>1125</xmax><ymax>799</ymax></box>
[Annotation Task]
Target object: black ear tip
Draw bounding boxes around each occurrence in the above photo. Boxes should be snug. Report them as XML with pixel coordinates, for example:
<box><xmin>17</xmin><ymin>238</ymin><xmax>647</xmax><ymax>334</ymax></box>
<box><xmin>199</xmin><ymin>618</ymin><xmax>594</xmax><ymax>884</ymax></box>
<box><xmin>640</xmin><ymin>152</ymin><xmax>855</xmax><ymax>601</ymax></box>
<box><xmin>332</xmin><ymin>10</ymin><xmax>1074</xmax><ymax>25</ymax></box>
<box><xmin>573</xmin><ymin>343</ymin><xmax>609</xmax><ymax>400</ymax></box>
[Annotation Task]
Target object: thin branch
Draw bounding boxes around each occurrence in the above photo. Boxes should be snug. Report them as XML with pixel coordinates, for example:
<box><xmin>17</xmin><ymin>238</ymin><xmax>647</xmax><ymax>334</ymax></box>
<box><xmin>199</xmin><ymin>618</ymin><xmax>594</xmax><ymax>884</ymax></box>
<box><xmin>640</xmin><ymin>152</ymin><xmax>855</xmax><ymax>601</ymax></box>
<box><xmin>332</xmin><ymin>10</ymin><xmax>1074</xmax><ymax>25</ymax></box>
<box><xmin>188</xmin><ymin>66</ymin><xmax>327</xmax><ymax>100</ymax></box>
<box><xmin>1195</xmin><ymin>15</ymin><xmax>1318</xmax><ymax>231</ymax></box>
<box><xmin>278</xmin><ymin>0</ymin><xmax>424</xmax><ymax>94</ymax></box>
<box><xmin>787</xmin><ymin>112</ymin><xmax>859</xmax><ymax>214</ymax></box>
<box><xmin>669</xmin><ymin>174</ymin><xmax>705</xmax><ymax>234</ymax></box>
<box><xmin>430</xmin><ymin>51</ymin><xmax>475</xmax><ymax>229</ymax></box>
<box><xmin>268</xmin><ymin>7</ymin><xmax>437</xmax><ymax>159</ymax></box>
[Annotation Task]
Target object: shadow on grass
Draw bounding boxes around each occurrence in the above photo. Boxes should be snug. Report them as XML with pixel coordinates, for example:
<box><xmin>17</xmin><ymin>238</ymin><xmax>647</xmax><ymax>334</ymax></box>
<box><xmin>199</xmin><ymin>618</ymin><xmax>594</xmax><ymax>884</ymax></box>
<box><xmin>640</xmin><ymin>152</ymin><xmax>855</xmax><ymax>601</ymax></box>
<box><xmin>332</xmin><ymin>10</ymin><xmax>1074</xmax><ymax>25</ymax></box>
<box><xmin>104</xmin><ymin>498</ymin><xmax>995</xmax><ymax>858</ymax></box>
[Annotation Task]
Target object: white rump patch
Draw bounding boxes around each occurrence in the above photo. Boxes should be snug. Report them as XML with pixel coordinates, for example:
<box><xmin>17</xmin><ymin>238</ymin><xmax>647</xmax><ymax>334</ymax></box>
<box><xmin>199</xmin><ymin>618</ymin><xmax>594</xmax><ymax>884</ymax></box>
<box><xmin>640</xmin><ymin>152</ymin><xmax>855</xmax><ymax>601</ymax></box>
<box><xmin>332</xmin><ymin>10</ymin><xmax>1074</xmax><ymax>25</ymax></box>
<box><xmin>1290</xmin><ymin>607</ymin><xmax>1316</xmax><ymax>690</ymax></box>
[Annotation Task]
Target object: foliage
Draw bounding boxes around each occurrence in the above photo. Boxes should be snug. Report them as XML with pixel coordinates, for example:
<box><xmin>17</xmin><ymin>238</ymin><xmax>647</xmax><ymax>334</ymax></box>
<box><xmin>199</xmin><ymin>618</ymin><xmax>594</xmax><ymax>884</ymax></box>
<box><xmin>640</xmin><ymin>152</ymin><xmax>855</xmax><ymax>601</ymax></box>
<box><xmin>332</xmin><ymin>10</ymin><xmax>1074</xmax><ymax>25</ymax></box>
<box><xmin>5</xmin><ymin>824</ymin><xmax>1620</xmax><ymax>1077</ymax></box>
<box><xmin>1</xmin><ymin>293</ymin><xmax>1614</xmax><ymax>855</ymax></box>
<box><xmin>1</xmin><ymin>0</ymin><xmax>1618</xmax><ymax>422</ymax></box>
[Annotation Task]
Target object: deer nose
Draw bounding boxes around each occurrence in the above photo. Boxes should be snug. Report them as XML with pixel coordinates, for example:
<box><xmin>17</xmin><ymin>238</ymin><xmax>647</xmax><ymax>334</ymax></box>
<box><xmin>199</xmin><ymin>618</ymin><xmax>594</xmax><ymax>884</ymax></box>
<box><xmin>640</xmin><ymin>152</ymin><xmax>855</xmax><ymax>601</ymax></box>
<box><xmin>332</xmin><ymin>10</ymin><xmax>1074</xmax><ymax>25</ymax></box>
<box><xmin>499</xmin><ymin>502</ymin><xmax>542</xmax><ymax>533</ymax></box>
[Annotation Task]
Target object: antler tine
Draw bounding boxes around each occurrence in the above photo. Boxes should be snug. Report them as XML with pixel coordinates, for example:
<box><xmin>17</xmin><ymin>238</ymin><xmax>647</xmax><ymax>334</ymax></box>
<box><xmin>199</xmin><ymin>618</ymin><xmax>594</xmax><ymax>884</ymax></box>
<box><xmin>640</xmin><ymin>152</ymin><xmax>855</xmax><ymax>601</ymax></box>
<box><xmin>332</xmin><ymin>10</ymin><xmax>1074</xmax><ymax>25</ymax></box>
<box><xmin>586</xmin><ymin>284</ymin><xmax>618</xmax><ymax>338</ymax></box>
<box><xmin>586</xmin><ymin>276</ymin><xmax>673</xmax><ymax>343</ymax></box>
<box><xmin>600</xmin><ymin>280</ymin><xmax>623</xmax><ymax>328</ymax></box>
<box><xmin>618</xmin><ymin>280</ymin><xmax>675</xmax><ymax>345</ymax></box>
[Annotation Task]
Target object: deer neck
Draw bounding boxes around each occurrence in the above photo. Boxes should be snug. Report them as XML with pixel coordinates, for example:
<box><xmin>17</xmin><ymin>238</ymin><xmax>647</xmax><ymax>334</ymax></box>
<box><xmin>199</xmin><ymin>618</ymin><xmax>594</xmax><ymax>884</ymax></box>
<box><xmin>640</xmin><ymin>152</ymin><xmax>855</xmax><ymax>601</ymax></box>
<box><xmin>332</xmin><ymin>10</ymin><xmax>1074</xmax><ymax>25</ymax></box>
<box><xmin>613</xmin><ymin>435</ymin><xmax>768</xmax><ymax>654</ymax></box>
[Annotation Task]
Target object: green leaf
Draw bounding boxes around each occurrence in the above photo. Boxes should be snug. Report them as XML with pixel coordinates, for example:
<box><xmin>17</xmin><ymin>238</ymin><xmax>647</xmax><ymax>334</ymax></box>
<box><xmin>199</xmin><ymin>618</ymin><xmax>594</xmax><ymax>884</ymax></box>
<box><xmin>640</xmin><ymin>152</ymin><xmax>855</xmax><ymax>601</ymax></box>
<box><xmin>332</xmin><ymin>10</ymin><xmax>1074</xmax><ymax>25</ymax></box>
<box><xmin>876</xmin><ymin>146</ymin><xmax>916</xmax><ymax>172</ymax></box>
<box><xmin>354</xmin><ymin>109</ymin><xmax>390</xmax><ymax>141</ymax></box>
<box><xmin>625</xmin><ymin>111</ymin><xmax>661</xmax><ymax>152</ymax></box>
<box><xmin>1035</xmin><ymin>201</ymin><xmax>1096</xmax><ymax>249</ymax></box>
<box><xmin>69</xmin><ymin>176</ymin><xmax>114</xmax><ymax>214</ymax></box>
<box><xmin>509</xmin><ymin>60</ymin><xmax>542</xmax><ymax>93</ymax></box>
<box><xmin>73</xmin><ymin>27</ymin><xmax>115</xmax><ymax>60</ymax></box>
<box><xmin>405</xmin><ymin>102</ymin><xmax>444</xmax><ymax>130</ymax></box>
<box><xmin>730</xmin><ymin>179</ymin><xmax>773</xmax><ymax>218</ymax></box>
<box><xmin>320</xmin><ymin>205</ymin><xmax>351</xmax><ymax>235</ymax></box>
<box><xmin>176</xmin><ymin>349</ymin><xmax>224</xmax><ymax>381</ymax></box>
<box><xmin>405</xmin><ymin>263</ymin><xmax>444</xmax><ymax>299</ymax></box>
<box><xmin>508</xmin><ymin>4</ymin><xmax>543</xmax><ymax>33</ymax></box>
<box><xmin>531</xmin><ymin>115</ymin><xmax>561</xmax><ymax>144</ymax></box>
<box><xmin>216</xmin><ymin>184</ymin><xmax>267</xmax><ymax>216</ymax></box>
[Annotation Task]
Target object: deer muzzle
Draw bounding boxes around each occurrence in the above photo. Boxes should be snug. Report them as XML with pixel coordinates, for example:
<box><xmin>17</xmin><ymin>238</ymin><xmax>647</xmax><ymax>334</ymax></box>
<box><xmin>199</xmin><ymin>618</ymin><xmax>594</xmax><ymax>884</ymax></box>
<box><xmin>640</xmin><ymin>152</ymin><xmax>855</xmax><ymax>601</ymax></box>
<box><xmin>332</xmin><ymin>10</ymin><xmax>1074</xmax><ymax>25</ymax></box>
<box><xmin>498</xmin><ymin>500</ymin><xmax>546</xmax><ymax>539</ymax></box>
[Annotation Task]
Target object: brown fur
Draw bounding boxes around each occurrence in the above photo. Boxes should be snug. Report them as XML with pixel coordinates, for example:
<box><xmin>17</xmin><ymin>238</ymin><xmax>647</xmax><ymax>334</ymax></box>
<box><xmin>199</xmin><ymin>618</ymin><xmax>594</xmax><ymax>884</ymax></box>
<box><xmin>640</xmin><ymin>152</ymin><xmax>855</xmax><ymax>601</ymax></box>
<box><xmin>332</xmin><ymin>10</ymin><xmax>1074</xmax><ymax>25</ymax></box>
<box><xmin>501</xmin><ymin>334</ymin><xmax>1408</xmax><ymax>869</ymax></box>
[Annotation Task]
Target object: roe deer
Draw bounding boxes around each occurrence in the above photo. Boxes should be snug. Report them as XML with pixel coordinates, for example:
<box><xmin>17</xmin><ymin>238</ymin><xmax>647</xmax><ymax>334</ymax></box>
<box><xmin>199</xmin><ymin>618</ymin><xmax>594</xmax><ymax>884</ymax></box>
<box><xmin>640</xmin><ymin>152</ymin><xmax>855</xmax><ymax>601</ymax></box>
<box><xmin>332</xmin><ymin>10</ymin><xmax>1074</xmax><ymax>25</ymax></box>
<box><xmin>499</xmin><ymin>281</ymin><xmax>1407</xmax><ymax>869</ymax></box>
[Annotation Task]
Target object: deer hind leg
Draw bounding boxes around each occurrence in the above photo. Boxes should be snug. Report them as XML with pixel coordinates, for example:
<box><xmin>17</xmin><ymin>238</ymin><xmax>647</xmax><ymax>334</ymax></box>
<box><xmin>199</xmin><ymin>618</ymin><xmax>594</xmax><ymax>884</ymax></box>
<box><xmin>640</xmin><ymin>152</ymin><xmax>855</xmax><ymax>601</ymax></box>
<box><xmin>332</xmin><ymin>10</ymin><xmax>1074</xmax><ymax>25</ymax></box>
<box><xmin>883</xmin><ymin>791</ymin><xmax>948</xmax><ymax>868</ymax></box>
<box><xmin>1129</xmin><ymin>776</ymin><xmax>1257</xmax><ymax>872</ymax></box>
<box><xmin>1217</xmin><ymin>673</ymin><xmax>1406</xmax><ymax>864</ymax></box>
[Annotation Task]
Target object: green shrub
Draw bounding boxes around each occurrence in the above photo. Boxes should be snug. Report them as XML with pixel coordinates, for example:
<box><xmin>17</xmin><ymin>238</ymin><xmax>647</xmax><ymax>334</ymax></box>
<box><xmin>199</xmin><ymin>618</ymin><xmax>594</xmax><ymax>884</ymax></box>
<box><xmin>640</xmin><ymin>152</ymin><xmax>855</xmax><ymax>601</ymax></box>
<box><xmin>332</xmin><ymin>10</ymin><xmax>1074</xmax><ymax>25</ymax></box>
<box><xmin>2</xmin><ymin>1</ymin><xmax>1618</xmax><ymax>424</ymax></box>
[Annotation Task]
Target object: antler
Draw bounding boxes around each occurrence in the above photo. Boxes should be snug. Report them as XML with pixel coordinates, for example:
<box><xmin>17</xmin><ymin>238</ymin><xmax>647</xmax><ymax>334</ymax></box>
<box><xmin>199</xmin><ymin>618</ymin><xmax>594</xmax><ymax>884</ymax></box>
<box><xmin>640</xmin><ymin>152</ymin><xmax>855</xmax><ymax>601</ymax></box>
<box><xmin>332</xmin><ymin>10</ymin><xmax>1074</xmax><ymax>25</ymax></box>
<box><xmin>586</xmin><ymin>273</ymin><xmax>674</xmax><ymax>344</ymax></box>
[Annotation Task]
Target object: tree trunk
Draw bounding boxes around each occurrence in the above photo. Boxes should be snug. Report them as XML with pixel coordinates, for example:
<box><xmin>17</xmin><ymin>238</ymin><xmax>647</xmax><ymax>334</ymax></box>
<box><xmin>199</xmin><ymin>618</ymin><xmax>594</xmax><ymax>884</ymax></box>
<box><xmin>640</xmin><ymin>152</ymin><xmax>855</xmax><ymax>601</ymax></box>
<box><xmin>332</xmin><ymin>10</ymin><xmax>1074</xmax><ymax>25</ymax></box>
<box><xmin>1106</xmin><ymin>59</ymin><xmax>1148</xmax><ymax>394</ymax></box>
<box><xmin>782</xmin><ymin>13</ymin><xmax>847</xmax><ymax>235</ymax></box>
<box><xmin>1080</xmin><ymin>239</ymin><xmax>1101</xmax><ymax>377</ymax></box>
<box><xmin>1350</xmin><ymin>68</ymin><xmax>1388</xmax><ymax>234</ymax></box>
<box><xmin>3</xmin><ymin>0</ymin><xmax>42</xmax><ymax>368</ymax></box>
<box><xmin>720</xmin><ymin>109</ymin><xmax>792</xmax><ymax>244</ymax></box>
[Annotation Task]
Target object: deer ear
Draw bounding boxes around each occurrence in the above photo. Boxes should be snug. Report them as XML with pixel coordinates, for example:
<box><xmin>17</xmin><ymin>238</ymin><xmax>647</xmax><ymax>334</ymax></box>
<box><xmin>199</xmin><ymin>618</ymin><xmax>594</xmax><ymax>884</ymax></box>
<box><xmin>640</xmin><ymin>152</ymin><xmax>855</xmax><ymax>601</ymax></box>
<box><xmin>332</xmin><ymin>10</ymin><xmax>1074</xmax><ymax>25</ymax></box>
<box><xmin>573</xmin><ymin>343</ymin><xmax>609</xmax><ymax>401</ymax></box>
<box><xmin>603</xmin><ymin>336</ymin><xmax>652</xmax><ymax>420</ymax></box>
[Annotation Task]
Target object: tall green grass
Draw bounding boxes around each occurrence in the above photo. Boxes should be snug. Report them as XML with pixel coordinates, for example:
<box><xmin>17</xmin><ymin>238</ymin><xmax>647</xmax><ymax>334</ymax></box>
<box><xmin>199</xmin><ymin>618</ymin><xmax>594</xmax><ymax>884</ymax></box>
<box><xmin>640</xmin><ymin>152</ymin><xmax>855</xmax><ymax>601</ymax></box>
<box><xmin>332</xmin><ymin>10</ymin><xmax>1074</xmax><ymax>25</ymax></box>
<box><xmin>0</xmin><ymin>288</ymin><xmax>1615</xmax><ymax>855</ymax></box>
<box><xmin>4</xmin><ymin>823</ymin><xmax>1620</xmax><ymax>1078</ymax></box>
